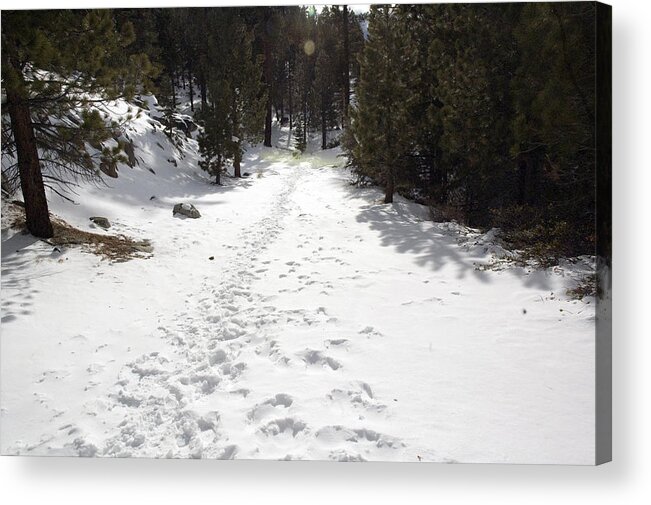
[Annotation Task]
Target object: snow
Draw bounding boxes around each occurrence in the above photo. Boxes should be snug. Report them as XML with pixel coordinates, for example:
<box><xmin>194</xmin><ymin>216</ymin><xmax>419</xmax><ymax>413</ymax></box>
<box><xmin>1</xmin><ymin>96</ymin><xmax>597</xmax><ymax>463</ymax></box>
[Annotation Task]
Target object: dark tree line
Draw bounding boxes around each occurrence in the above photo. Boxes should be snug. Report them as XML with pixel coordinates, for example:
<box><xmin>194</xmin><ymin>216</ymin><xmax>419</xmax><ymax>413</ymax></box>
<box><xmin>121</xmin><ymin>6</ymin><xmax>364</xmax><ymax>177</ymax></box>
<box><xmin>2</xmin><ymin>7</ymin><xmax>365</xmax><ymax>237</ymax></box>
<box><xmin>344</xmin><ymin>3</ymin><xmax>600</xmax><ymax>259</ymax></box>
<box><xmin>3</xmin><ymin>4</ymin><xmax>602</xmax><ymax>261</ymax></box>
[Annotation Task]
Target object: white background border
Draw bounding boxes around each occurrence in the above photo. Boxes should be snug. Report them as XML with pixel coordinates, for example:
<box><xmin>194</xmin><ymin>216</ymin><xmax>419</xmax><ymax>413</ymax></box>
<box><xmin>1</xmin><ymin>1</ymin><xmax>649</xmax><ymax>503</ymax></box>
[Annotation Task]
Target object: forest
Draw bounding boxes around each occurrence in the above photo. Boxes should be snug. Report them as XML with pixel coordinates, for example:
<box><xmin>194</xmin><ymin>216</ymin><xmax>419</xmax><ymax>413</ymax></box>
<box><xmin>1</xmin><ymin>4</ymin><xmax>605</xmax><ymax>462</ymax></box>
<box><xmin>2</xmin><ymin>3</ymin><xmax>601</xmax><ymax>262</ymax></box>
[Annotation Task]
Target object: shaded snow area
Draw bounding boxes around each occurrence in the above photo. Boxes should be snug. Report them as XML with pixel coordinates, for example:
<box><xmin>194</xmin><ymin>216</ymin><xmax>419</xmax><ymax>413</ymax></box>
<box><xmin>1</xmin><ymin>97</ymin><xmax>596</xmax><ymax>464</ymax></box>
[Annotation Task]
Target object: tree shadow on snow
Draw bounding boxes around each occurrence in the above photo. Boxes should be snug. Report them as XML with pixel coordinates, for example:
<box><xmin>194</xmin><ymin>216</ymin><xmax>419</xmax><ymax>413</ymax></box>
<box><xmin>0</xmin><ymin>230</ymin><xmax>50</xmax><ymax>323</ymax></box>
<box><xmin>72</xmin><ymin>127</ymin><xmax>264</xmax><ymax>211</ymax></box>
<box><xmin>342</xmin><ymin>182</ymin><xmax>554</xmax><ymax>291</ymax></box>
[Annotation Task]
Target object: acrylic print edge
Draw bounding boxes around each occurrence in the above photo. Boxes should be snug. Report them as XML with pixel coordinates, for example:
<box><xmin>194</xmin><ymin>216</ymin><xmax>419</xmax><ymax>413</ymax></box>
<box><xmin>595</xmin><ymin>0</ymin><xmax>612</xmax><ymax>466</ymax></box>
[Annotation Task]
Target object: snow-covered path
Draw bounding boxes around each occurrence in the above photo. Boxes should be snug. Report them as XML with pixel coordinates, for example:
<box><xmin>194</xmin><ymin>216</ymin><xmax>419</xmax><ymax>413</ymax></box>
<box><xmin>1</xmin><ymin>141</ymin><xmax>596</xmax><ymax>463</ymax></box>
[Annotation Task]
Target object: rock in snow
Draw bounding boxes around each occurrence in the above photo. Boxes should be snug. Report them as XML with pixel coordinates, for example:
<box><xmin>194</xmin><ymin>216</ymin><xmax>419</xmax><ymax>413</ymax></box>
<box><xmin>173</xmin><ymin>203</ymin><xmax>201</xmax><ymax>219</ymax></box>
<box><xmin>89</xmin><ymin>216</ymin><xmax>111</xmax><ymax>229</ymax></box>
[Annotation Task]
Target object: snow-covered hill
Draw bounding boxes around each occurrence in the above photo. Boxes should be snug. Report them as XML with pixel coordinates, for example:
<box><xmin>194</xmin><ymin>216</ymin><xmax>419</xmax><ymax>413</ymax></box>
<box><xmin>1</xmin><ymin>96</ymin><xmax>596</xmax><ymax>463</ymax></box>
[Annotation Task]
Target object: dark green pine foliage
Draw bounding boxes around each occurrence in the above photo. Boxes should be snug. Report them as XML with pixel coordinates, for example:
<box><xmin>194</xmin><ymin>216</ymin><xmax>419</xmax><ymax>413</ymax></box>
<box><xmin>343</xmin><ymin>3</ymin><xmax>598</xmax><ymax>259</ymax></box>
<box><xmin>1</xmin><ymin>9</ymin><xmax>155</xmax><ymax>238</ymax></box>
<box><xmin>197</xmin><ymin>85</ymin><xmax>230</xmax><ymax>185</ymax></box>
<box><xmin>293</xmin><ymin>116</ymin><xmax>307</xmax><ymax>153</ymax></box>
<box><xmin>387</xmin><ymin>5</ymin><xmax>446</xmax><ymax>204</ymax></box>
<box><xmin>292</xmin><ymin>9</ymin><xmax>316</xmax><ymax>152</ymax></box>
<box><xmin>344</xmin><ymin>5</ymin><xmax>414</xmax><ymax>204</ymax></box>
<box><xmin>433</xmin><ymin>4</ymin><xmax>518</xmax><ymax>225</ymax></box>
<box><xmin>505</xmin><ymin>2</ymin><xmax>597</xmax><ymax>258</ymax></box>
<box><xmin>314</xmin><ymin>8</ymin><xmax>340</xmax><ymax>150</ymax></box>
<box><xmin>198</xmin><ymin>10</ymin><xmax>265</xmax><ymax>181</ymax></box>
<box><xmin>274</xmin><ymin>6</ymin><xmax>306</xmax><ymax>132</ymax></box>
<box><xmin>1</xmin><ymin>5</ymin><xmax>600</xmax><ymax>260</ymax></box>
<box><xmin>154</xmin><ymin>9</ymin><xmax>182</xmax><ymax>110</ymax></box>
<box><xmin>196</xmin><ymin>11</ymin><xmax>232</xmax><ymax>185</ymax></box>
<box><xmin>225</xmin><ymin>16</ymin><xmax>266</xmax><ymax>178</ymax></box>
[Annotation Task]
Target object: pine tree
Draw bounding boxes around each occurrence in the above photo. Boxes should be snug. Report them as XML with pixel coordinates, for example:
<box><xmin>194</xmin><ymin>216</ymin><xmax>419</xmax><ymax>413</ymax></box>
<box><xmin>342</xmin><ymin>5</ymin><xmax>350</xmax><ymax>125</ymax></box>
<box><xmin>154</xmin><ymin>9</ymin><xmax>182</xmax><ymax>111</ymax></box>
<box><xmin>432</xmin><ymin>4</ymin><xmax>517</xmax><ymax>224</ymax></box>
<box><xmin>314</xmin><ymin>8</ymin><xmax>340</xmax><ymax>150</ymax></box>
<box><xmin>1</xmin><ymin>9</ymin><xmax>155</xmax><ymax>238</ymax></box>
<box><xmin>508</xmin><ymin>2</ymin><xmax>596</xmax><ymax>254</ymax></box>
<box><xmin>225</xmin><ymin>17</ymin><xmax>266</xmax><ymax>177</ymax></box>
<box><xmin>294</xmin><ymin>115</ymin><xmax>307</xmax><ymax>153</ymax></box>
<box><xmin>344</xmin><ymin>5</ymin><xmax>413</xmax><ymax>203</ymax></box>
<box><xmin>290</xmin><ymin>9</ymin><xmax>317</xmax><ymax>153</ymax></box>
<box><xmin>197</xmin><ymin>10</ymin><xmax>265</xmax><ymax>180</ymax></box>
<box><xmin>198</xmin><ymin>88</ymin><xmax>230</xmax><ymax>185</ymax></box>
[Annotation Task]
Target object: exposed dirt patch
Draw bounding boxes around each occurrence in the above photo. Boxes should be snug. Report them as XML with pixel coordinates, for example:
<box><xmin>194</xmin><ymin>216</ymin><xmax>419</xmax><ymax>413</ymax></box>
<box><xmin>7</xmin><ymin>202</ymin><xmax>152</xmax><ymax>262</ymax></box>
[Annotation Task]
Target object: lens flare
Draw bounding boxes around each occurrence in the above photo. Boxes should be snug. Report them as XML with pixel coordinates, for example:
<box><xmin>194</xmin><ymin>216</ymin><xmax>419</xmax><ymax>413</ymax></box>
<box><xmin>303</xmin><ymin>39</ymin><xmax>315</xmax><ymax>56</ymax></box>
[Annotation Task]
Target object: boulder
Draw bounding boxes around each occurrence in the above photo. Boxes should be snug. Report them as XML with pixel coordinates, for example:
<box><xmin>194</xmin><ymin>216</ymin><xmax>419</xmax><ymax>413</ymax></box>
<box><xmin>173</xmin><ymin>203</ymin><xmax>201</xmax><ymax>219</ymax></box>
<box><xmin>89</xmin><ymin>216</ymin><xmax>111</xmax><ymax>229</ymax></box>
<box><xmin>152</xmin><ymin>114</ymin><xmax>198</xmax><ymax>137</ymax></box>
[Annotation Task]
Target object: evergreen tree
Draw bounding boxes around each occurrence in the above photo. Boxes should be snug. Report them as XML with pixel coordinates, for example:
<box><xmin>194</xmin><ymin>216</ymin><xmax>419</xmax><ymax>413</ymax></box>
<box><xmin>197</xmin><ymin>10</ymin><xmax>265</xmax><ymax>179</ymax></box>
<box><xmin>341</xmin><ymin>5</ymin><xmax>350</xmax><ymax>126</ymax></box>
<box><xmin>433</xmin><ymin>4</ymin><xmax>517</xmax><ymax>224</ymax></box>
<box><xmin>1</xmin><ymin>9</ymin><xmax>154</xmax><ymax>237</ymax></box>
<box><xmin>508</xmin><ymin>2</ymin><xmax>596</xmax><ymax>254</ymax></box>
<box><xmin>197</xmin><ymin>88</ymin><xmax>230</xmax><ymax>185</ymax></box>
<box><xmin>345</xmin><ymin>2</ymin><xmax>598</xmax><ymax>257</ymax></box>
<box><xmin>293</xmin><ymin>8</ymin><xmax>317</xmax><ymax>152</ymax></box>
<box><xmin>294</xmin><ymin>115</ymin><xmax>307</xmax><ymax>153</ymax></box>
<box><xmin>224</xmin><ymin>16</ymin><xmax>266</xmax><ymax>177</ymax></box>
<box><xmin>314</xmin><ymin>8</ymin><xmax>340</xmax><ymax>149</ymax></box>
<box><xmin>344</xmin><ymin>5</ymin><xmax>413</xmax><ymax>203</ymax></box>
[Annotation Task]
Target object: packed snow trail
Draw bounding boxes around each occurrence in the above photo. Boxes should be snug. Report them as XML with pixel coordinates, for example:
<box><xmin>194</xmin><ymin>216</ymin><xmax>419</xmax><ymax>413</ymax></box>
<box><xmin>1</xmin><ymin>136</ymin><xmax>596</xmax><ymax>462</ymax></box>
<box><xmin>88</xmin><ymin>157</ymin><xmax>408</xmax><ymax>461</ymax></box>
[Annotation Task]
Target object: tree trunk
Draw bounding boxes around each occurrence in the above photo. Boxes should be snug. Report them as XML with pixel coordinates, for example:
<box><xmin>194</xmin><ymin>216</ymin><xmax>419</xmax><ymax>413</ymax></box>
<box><xmin>232</xmin><ymin>94</ymin><xmax>241</xmax><ymax>178</ymax></box>
<box><xmin>188</xmin><ymin>62</ymin><xmax>194</xmax><ymax>112</ymax></box>
<box><xmin>216</xmin><ymin>155</ymin><xmax>222</xmax><ymax>185</ymax></box>
<box><xmin>289</xmin><ymin>73</ymin><xmax>293</xmax><ymax>130</ymax></box>
<box><xmin>171</xmin><ymin>70</ymin><xmax>177</xmax><ymax>108</ymax></box>
<box><xmin>7</xmin><ymin>89</ymin><xmax>54</xmax><ymax>238</ymax></box>
<box><xmin>288</xmin><ymin>57</ymin><xmax>293</xmax><ymax>130</ymax></box>
<box><xmin>321</xmin><ymin>93</ymin><xmax>327</xmax><ymax>150</ymax></box>
<box><xmin>303</xmin><ymin>95</ymin><xmax>308</xmax><ymax>148</ymax></box>
<box><xmin>199</xmin><ymin>71</ymin><xmax>207</xmax><ymax>111</ymax></box>
<box><xmin>384</xmin><ymin>169</ymin><xmax>394</xmax><ymax>204</ymax></box>
<box><xmin>517</xmin><ymin>157</ymin><xmax>527</xmax><ymax>205</ymax></box>
<box><xmin>342</xmin><ymin>5</ymin><xmax>350</xmax><ymax>127</ymax></box>
<box><xmin>263</xmin><ymin>13</ymin><xmax>273</xmax><ymax>147</ymax></box>
<box><xmin>233</xmin><ymin>150</ymin><xmax>242</xmax><ymax>178</ymax></box>
<box><xmin>264</xmin><ymin>92</ymin><xmax>273</xmax><ymax>147</ymax></box>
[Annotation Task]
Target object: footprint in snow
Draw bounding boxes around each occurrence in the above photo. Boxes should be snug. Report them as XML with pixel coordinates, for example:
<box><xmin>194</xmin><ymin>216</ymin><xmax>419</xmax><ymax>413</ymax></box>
<box><xmin>315</xmin><ymin>425</ymin><xmax>404</xmax><ymax>450</ymax></box>
<box><xmin>258</xmin><ymin>418</ymin><xmax>308</xmax><ymax>438</ymax></box>
<box><xmin>247</xmin><ymin>393</ymin><xmax>293</xmax><ymax>422</ymax></box>
<box><xmin>327</xmin><ymin>382</ymin><xmax>387</xmax><ymax>414</ymax></box>
<box><xmin>358</xmin><ymin>326</ymin><xmax>383</xmax><ymax>338</ymax></box>
<box><xmin>300</xmin><ymin>349</ymin><xmax>342</xmax><ymax>370</ymax></box>
<box><xmin>324</xmin><ymin>338</ymin><xmax>348</xmax><ymax>348</ymax></box>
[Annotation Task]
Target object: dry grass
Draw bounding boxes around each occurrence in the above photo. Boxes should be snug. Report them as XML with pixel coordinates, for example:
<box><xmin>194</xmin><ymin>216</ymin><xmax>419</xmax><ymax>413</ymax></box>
<box><xmin>8</xmin><ymin>202</ymin><xmax>153</xmax><ymax>262</ymax></box>
<box><xmin>566</xmin><ymin>274</ymin><xmax>598</xmax><ymax>300</ymax></box>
